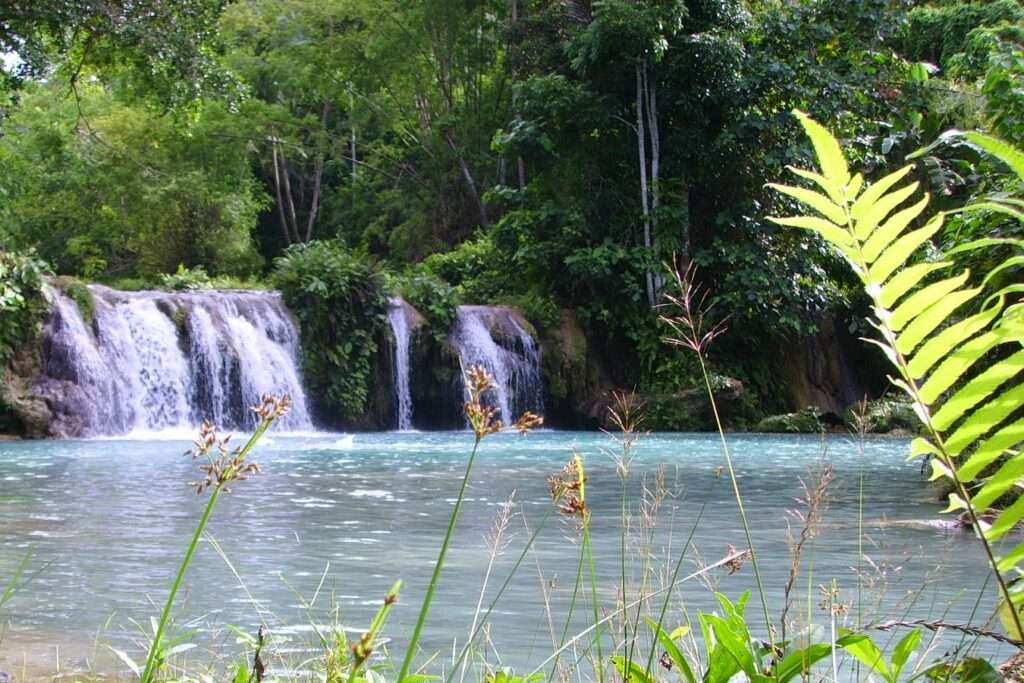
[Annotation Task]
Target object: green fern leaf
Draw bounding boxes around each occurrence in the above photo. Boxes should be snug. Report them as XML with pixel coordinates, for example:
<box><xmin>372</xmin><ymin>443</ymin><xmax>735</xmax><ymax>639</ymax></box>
<box><xmin>879</xmin><ymin>261</ymin><xmax>952</xmax><ymax>308</ymax></box>
<box><xmin>793</xmin><ymin>109</ymin><xmax>850</xmax><ymax>186</ymax></box>
<box><xmin>850</xmin><ymin>165</ymin><xmax>913</xmax><ymax>226</ymax></box>
<box><xmin>767</xmin><ymin>184</ymin><xmax>848</xmax><ymax>226</ymax></box>
<box><xmin>931</xmin><ymin>351</ymin><xmax>1024</xmax><ymax>430</ymax></box>
<box><xmin>964</xmin><ymin>131</ymin><xmax>1024</xmax><ymax>180</ymax></box>
<box><xmin>890</xmin><ymin>272</ymin><xmax>971</xmax><ymax>331</ymax></box>
<box><xmin>960</xmin><ymin>420</ymin><xmax>1024</xmax><ymax>482</ymax></box>
<box><xmin>861</xmin><ymin>196</ymin><xmax>931</xmax><ymax>263</ymax></box>
<box><xmin>855</xmin><ymin>183</ymin><xmax>921</xmax><ymax>242</ymax></box>
<box><xmin>895</xmin><ymin>287</ymin><xmax>980</xmax><ymax>355</ymax></box>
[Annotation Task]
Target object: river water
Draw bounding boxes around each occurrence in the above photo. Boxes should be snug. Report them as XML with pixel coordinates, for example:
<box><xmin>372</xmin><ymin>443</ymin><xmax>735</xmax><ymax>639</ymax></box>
<box><xmin>0</xmin><ymin>431</ymin><xmax>1009</xmax><ymax>678</ymax></box>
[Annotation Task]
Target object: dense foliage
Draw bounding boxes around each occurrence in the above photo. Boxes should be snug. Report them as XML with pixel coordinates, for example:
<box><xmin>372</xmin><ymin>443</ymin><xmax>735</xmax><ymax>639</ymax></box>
<box><xmin>1</xmin><ymin>0</ymin><xmax>1021</xmax><ymax>419</ymax></box>
<box><xmin>271</xmin><ymin>241</ymin><xmax>387</xmax><ymax>423</ymax></box>
<box><xmin>0</xmin><ymin>250</ymin><xmax>50</xmax><ymax>369</ymax></box>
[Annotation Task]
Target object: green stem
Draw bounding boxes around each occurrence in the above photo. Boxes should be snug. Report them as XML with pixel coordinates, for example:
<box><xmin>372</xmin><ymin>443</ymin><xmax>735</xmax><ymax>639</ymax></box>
<box><xmin>396</xmin><ymin>436</ymin><xmax>481</xmax><ymax>683</ymax></box>
<box><xmin>140</xmin><ymin>422</ymin><xmax>269</xmax><ymax>683</ymax></box>
<box><xmin>584</xmin><ymin>521</ymin><xmax>604</xmax><ymax>683</ymax></box>
<box><xmin>550</xmin><ymin>543</ymin><xmax>586</xmax><ymax>682</ymax></box>
<box><xmin>698</xmin><ymin>355</ymin><xmax>774</xmax><ymax>661</ymax></box>
<box><xmin>140</xmin><ymin>486</ymin><xmax>221</xmax><ymax>683</ymax></box>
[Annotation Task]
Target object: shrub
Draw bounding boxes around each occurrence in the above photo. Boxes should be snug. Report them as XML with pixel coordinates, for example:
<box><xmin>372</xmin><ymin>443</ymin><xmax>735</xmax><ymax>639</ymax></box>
<box><xmin>159</xmin><ymin>264</ymin><xmax>213</xmax><ymax>291</ymax></box>
<box><xmin>391</xmin><ymin>269</ymin><xmax>460</xmax><ymax>340</ymax></box>
<box><xmin>0</xmin><ymin>250</ymin><xmax>50</xmax><ymax>367</ymax></box>
<box><xmin>272</xmin><ymin>241</ymin><xmax>387</xmax><ymax>423</ymax></box>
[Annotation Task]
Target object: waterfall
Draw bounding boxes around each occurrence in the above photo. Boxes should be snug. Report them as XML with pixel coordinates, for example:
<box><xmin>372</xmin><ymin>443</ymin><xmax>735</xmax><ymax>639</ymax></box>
<box><xmin>449</xmin><ymin>305</ymin><xmax>543</xmax><ymax>425</ymax></box>
<box><xmin>37</xmin><ymin>285</ymin><xmax>313</xmax><ymax>437</ymax></box>
<box><xmin>387</xmin><ymin>298</ymin><xmax>414</xmax><ymax>430</ymax></box>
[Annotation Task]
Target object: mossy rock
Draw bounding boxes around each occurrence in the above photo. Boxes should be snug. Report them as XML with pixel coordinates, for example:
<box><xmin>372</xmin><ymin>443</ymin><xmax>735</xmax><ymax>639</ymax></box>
<box><xmin>53</xmin><ymin>276</ymin><xmax>95</xmax><ymax>327</ymax></box>
<box><xmin>845</xmin><ymin>397</ymin><xmax>920</xmax><ymax>434</ymax></box>
<box><xmin>755</xmin><ymin>407</ymin><xmax>824</xmax><ymax>433</ymax></box>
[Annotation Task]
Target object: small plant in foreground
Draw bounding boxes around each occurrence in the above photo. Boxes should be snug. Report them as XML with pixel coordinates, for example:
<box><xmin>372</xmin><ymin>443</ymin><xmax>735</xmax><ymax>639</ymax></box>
<box><xmin>395</xmin><ymin>365</ymin><xmax>541</xmax><ymax>683</ymax></box>
<box><xmin>138</xmin><ymin>393</ymin><xmax>291</xmax><ymax>683</ymax></box>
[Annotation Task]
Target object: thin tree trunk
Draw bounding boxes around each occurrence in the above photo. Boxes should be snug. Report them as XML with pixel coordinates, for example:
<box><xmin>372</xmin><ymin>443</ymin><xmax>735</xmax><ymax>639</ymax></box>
<box><xmin>645</xmin><ymin>63</ymin><xmax>663</xmax><ymax>296</ymax></box>
<box><xmin>349</xmin><ymin>88</ymin><xmax>358</xmax><ymax>184</ymax></box>
<box><xmin>280</xmin><ymin>153</ymin><xmax>301</xmax><ymax>244</ymax></box>
<box><xmin>271</xmin><ymin>141</ymin><xmax>293</xmax><ymax>247</ymax></box>
<box><xmin>446</xmin><ymin>130</ymin><xmax>489</xmax><ymax>228</ymax></box>
<box><xmin>305</xmin><ymin>102</ymin><xmax>330</xmax><ymax>242</ymax></box>
<box><xmin>636</xmin><ymin>60</ymin><xmax>655</xmax><ymax>307</ymax></box>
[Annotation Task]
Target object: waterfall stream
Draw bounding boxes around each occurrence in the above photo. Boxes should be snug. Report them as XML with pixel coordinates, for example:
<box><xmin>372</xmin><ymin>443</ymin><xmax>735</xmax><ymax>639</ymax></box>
<box><xmin>38</xmin><ymin>285</ymin><xmax>313</xmax><ymax>436</ymax></box>
<box><xmin>449</xmin><ymin>305</ymin><xmax>543</xmax><ymax>425</ymax></box>
<box><xmin>387</xmin><ymin>298</ymin><xmax>414</xmax><ymax>430</ymax></box>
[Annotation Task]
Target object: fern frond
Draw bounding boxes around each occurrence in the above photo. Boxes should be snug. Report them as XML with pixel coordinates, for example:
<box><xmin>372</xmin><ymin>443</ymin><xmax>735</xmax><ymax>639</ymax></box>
<box><xmin>770</xmin><ymin>111</ymin><xmax>1024</xmax><ymax>639</ymax></box>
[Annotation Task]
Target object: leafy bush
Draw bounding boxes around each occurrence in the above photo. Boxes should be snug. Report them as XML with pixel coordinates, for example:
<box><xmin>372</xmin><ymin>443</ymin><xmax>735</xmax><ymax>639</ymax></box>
<box><xmin>159</xmin><ymin>265</ymin><xmax>213</xmax><ymax>291</ymax></box>
<box><xmin>0</xmin><ymin>250</ymin><xmax>50</xmax><ymax>367</ymax></box>
<box><xmin>391</xmin><ymin>269</ymin><xmax>460</xmax><ymax>339</ymax></box>
<box><xmin>272</xmin><ymin>241</ymin><xmax>387</xmax><ymax>423</ymax></box>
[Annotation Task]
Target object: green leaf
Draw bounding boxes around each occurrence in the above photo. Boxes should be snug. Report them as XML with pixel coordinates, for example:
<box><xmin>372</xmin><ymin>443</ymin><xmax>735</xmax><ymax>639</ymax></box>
<box><xmin>946</xmin><ymin>383</ymin><xmax>1024</xmax><ymax>456</ymax></box>
<box><xmin>932</xmin><ymin>351</ymin><xmax>1024</xmax><ymax>430</ymax></box>
<box><xmin>964</xmin><ymin>131</ymin><xmax>1024</xmax><ymax>181</ymax></box>
<box><xmin>908</xmin><ymin>303</ymin><xmax>1002</xmax><ymax>379</ymax></box>
<box><xmin>868</xmin><ymin>214</ymin><xmax>944</xmax><ymax>285</ymax></box>
<box><xmin>855</xmin><ymin>182</ymin><xmax>921</xmax><ymax>242</ymax></box>
<box><xmin>703</xmin><ymin>614</ymin><xmax>758</xmax><ymax>679</ymax></box>
<box><xmin>611</xmin><ymin>656</ymin><xmax>655</xmax><ymax>683</ymax></box>
<box><xmin>879</xmin><ymin>261</ymin><xmax>951</xmax><ymax>309</ymax></box>
<box><xmin>793</xmin><ymin>109</ymin><xmax>850</xmax><ymax>186</ymax></box>
<box><xmin>772</xmin><ymin>643</ymin><xmax>833</xmax><ymax>683</ymax></box>
<box><xmin>918</xmin><ymin>329</ymin><xmax>1009</xmax><ymax>405</ymax></box>
<box><xmin>767</xmin><ymin>184</ymin><xmax>848</xmax><ymax>226</ymax></box>
<box><xmin>786</xmin><ymin>166</ymin><xmax>845</xmax><ymax>206</ymax></box>
<box><xmin>645</xmin><ymin>617</ymin><xmax>696</xmax><ymax>683</ymax></box>
<box><xmin>895</xmin><ymin>287</ymin><xmax>980</xmax><ymax>355</ymax></box>
<box><xmin>862</xmin><ymin>195</ymin><xmax>931</xmax><ymax>264</ymax></box>
<box><xmin>890</xmin><ymin>628</ymin><xmax>921</xmax><ymax>679</ymax></box>
<box><xmin>766</xmin><ymin>215</ymin><xmax>859</xmax><ymax>261</ymax></box>
<box><xmin>890</xmin><ymin>272</ymin><xmax>971</xmax><ymax>331</ymax></box>
<box><xmin>960</xmin><ymin>419</ymin><xmax>1024</xmax><ymax>482</ymax></box>
<box><xmin>983</xmin><ymin>493</ymin><xmax>1024</xmax><ymax>540</ymax></box>
<box><xmin>850</xmin><ymin>165</ymin><xmax>914</xmax><ymax>224</ymax></box>
<box><xmin>837</xmin><ymin>631</ymin><xmax>891</xmax><ymax>682</ymax></box>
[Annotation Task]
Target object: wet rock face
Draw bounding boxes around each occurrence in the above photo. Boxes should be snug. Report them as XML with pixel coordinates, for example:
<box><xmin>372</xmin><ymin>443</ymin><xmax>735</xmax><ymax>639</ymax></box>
<box><xmin>540</xmin><ymin>310</ymin><xmax>606</xmax><ymax>428</ymax></box>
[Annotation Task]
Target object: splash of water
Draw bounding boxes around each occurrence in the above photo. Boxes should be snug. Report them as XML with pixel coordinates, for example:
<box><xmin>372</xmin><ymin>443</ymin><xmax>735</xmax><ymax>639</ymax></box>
<box><xmin>38</xmin><ymin>285</ymin><xmax>313</xmax><ymax>436</ymax></box>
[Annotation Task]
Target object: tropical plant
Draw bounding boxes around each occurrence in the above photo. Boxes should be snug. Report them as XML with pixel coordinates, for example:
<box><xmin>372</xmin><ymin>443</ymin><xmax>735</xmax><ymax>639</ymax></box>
<box><xmin>0</xmin><ymin>249</ymin><xmax>50</xmax><ymax>367</ymax></box>
<box><xmin>769</xmin><ymin>110</ymin><xmax>1024</xmax><ymax>637</ymax></box>
<box><xmin>272</xmin><ymin>241</ymin><xmax>388</xmax><ymax>424</ymax></box>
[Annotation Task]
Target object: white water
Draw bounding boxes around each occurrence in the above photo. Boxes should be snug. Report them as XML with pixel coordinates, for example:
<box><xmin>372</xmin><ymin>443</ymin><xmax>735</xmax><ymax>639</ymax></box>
<box><xmin>38</xmin><ymin>285</ymin><xmax>313</xmax><ymax>436</ymax></box>
<box><xmin>387</xmin><ymin>298</ymin><xmax>415</xmax><ymax>430</ymax></box>
<box><xmin>449</xmin><ymin>305</ymin><xmax>543</xmax><ymax>425</ymax></box>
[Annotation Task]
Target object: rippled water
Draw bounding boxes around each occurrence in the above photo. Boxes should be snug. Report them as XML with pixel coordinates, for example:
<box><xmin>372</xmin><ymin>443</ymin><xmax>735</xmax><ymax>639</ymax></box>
<box><xmin>0</xmin><ymin>431</ymin><xmax>1007</xmax><ymax>677</ymax></box>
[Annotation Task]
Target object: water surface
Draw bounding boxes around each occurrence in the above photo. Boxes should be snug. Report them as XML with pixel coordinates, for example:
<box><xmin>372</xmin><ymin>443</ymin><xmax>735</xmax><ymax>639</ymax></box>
<box><xmin>0</xmin><ymin>431</ymin><xmax>1006</xmax><ymax>676</ymax></box>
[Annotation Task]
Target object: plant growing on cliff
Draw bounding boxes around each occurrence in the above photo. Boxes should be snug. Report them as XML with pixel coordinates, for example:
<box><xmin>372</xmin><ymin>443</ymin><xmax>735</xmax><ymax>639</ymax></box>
<box><xmin>769</xmin><ymin>110</ymin><xmax>1024</xmax><ymax>638</ymax></box>
<box><xmin>0</xmin><ymin>249</ymin><xmax>50</xmax><ymax>368</ymax></box>
<box><xmin>272</xmin><ymin>241</ymin><xmax>388</xmax><ymax>424</ymax></box>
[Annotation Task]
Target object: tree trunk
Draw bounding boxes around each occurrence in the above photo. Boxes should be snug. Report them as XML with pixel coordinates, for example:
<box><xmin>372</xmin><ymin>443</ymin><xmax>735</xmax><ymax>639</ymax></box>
<box><xmin>645</xmin><ymin>61</ymin><xmax>663</xmax><ymax>297</ymax></box>
<box><xmin>304</xmin><ymin>102</ymin><xmax>331</xmax><ymax>243</ymax></box>
<box><xmin>279</xmin><ymin>152</ymin><xmax>302</xmax><ymax>244</ymax></box>
<box><xmin>446</xmin><ymin>130</ymin><xmax>489</xmax><ymax>228</ymax></box>
<box><xmin>271</xmin><ymin>141</ymin><xmax>294</xmax><ymax>246</ymax></box>
<box><xmin>636</xmin><ymin>60</ymin><xmax>655</xmax><ymax>307</ymax></box>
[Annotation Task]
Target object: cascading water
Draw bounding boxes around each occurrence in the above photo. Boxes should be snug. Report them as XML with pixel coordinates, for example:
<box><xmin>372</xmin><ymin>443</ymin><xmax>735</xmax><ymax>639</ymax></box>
<box><xmin>37</xmin><ymin>285</ymin><xmax>313</xmax><ymax>436</ymax></box>
<box><xmin>449</xmin><ymin>305</ymin><xmax>543</xmax><ymax>425</ymax></box>
<box><xmin>387</xmin><ymin>297</ymin><xmax>414</xmax><ymax>430</ymax></box>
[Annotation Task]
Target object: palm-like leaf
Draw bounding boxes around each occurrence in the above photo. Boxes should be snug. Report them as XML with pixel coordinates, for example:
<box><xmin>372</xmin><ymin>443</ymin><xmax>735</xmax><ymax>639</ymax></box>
<box><xmin>769</xmin><ymin>110</ymin><xmax>1024</xmax><ymax>638</ymax></box>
